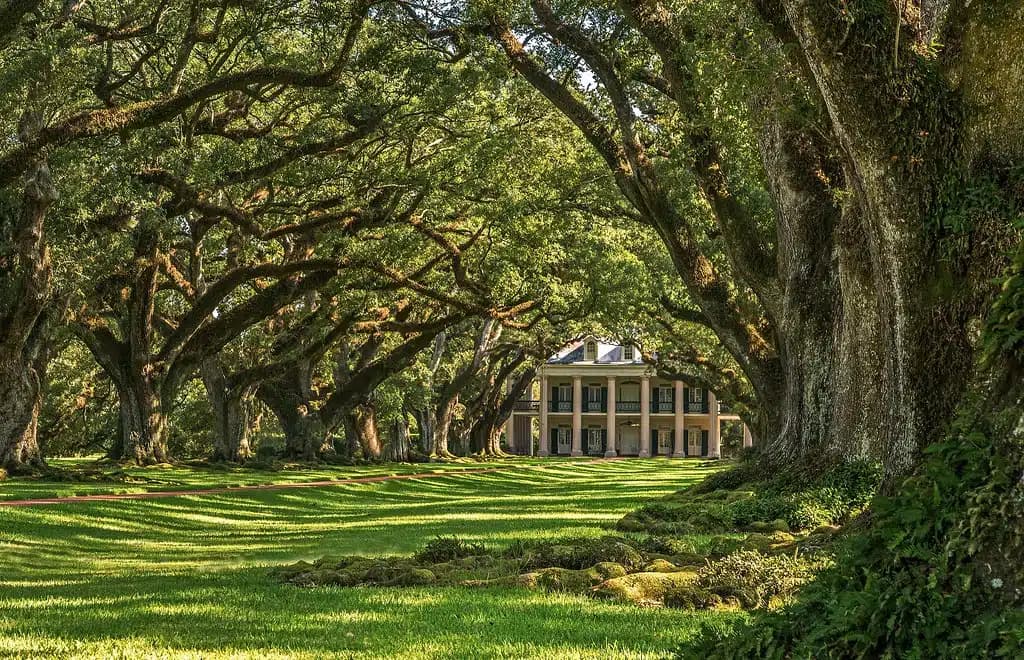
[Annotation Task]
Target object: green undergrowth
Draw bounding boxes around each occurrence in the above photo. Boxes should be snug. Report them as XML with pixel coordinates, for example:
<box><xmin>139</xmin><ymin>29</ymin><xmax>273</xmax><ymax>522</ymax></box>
<box><xmin>679</xmin><ymin>404</ymin><xmax>1024</xmax><ymax>659</ymax></box>
<box><xmin>618</xmin><ymin>457</ymin><xmax>881</xmax><ymax>535</ymax></box>
<box><xmin>277</xmin><ymin>531</ymin><xmax>822</xmax><ymax>612</ymax></box>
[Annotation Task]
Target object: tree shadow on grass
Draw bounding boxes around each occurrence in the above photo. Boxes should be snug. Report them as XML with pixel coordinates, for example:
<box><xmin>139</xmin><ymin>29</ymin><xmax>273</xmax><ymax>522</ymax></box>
<box><xmin>0</xmin><ymin>460</ymin><xmax>731</xmax><ymax>657</ymax></box>
<box><xmin>0</xmin><ymin>566</ymin><xmax>730</xmax><ymax>658</ymax></box>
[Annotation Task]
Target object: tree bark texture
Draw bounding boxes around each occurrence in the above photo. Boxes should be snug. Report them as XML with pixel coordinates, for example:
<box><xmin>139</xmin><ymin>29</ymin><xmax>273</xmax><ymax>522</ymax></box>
<box><xmin>0</xmin><ymin>111</ymin><xmax>54</xmax><ymax>472</ymax></box>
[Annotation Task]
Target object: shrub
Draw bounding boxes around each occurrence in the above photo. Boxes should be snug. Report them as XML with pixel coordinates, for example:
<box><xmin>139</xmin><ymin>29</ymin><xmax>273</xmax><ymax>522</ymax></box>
<box><xmin>414</xmin><ymin>536</ymin><xmax>486</xmax><ymax>563</ymax></box>
<box><xmin>502</xmin><ymin>535</ymin><xmax>644</xmax><ymax>571</ymax></box>
<box><xmin>695</xmin><ymin>550</ymin><xmax>816</xmax><ymax>609</ymax></box>
<box><xmin>680</xmin><ymin>405</ymin><xmax>1024</xmax><ymax>659</ymax></box>
<box><xmin>693</xmin><ymin>461</ymin><xmax>761</xmax><ymax>494</ymax></box>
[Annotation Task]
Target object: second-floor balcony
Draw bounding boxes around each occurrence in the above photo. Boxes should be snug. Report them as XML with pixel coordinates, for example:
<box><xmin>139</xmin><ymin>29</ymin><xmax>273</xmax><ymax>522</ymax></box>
<box><xmin>550</xmin><ymin>400</ymin><xmax>573</xmax><ymax>412</ymax></box>
<box><xmin>584</xmin><ymin>400</ymin><xmax>606</xmax><ymax>413</ymax></box>
<box><xmin>616</xmin><ymin>400</ymin><xmax>641</xmax><ymax>413</ymax></box>
<box><xmin>685</xmin><ymin>401</ymin><xmax>709</xmax><ymax>414</ymax></box>
<box><xmin>651</xmin><ymin>401</ymin><xmax>675</xmax><ymax>413</ymax></box>
<box><xmin>514</xmin><ymin>400</ymin><xmax>540</xmax><ymax>411</ymax></box>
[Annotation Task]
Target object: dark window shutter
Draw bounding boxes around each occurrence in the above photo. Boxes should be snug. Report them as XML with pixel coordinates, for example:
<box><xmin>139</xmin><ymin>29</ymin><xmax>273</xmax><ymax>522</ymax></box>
<box><xmin>601</xmin><ymin>429</ymin><xmax>608</xmax><ymax>453</ymax></box>
<box><xmin>549</xmin><ymin>428</ymin><xmax>557</xmax><ymax>454</ymax></box>
<box><xmin>670</xmin><ymin>430</ymin><xmax>675</xmax><ymax>452</ymax></box>
<box><xmin>551</xmin><ymin>386</ymin><xmax>558</xmax><ymax>411</ymax></box>
<box><xmin>684</xmin><ymin>387</ymin><xmax>690</xmax><ymax>407</ymax></box>
<box><xmin>683</xmin><ymin>430</ymin><xmax>689</xmax><ymax>456</ymax></box>
<box><xmin>651</xmin><ymin>429</ymin><xmax>658</xmax><ymax>455</ymax></box>
<box><xmin>701</xmin><ymin>389</ymin><xmax>709</xmax><ymax>411</ymax></box>
<box><xmin>601</xmin><ymin>386</ymin><xmax>608</xmax><ymax>410</ymax></box>
<box><xmin>701</xmin><ymin>430</ymin><xmax>709</xmax><ymax>456</ymax></box>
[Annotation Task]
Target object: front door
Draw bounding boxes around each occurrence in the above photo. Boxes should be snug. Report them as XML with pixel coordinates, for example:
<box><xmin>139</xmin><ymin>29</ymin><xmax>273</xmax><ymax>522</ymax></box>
<box><xmin>658</xmin><ymin>429</ymin><xmax>673</xmax><ymax>454</ymax></box>
<box><xmin>587</xmin><ymin>428</ymin><xmax>603</xmax><ymax>455</ymax></box>
<box><xmin>688</xmin><ymin>428</ymin><xmax>702</xmax><ymax>456</ymax></box>
<box><xmin>619</xmin><ymin>426</ymin><xmax>639</xmax><ymax>455</ymax></box>
<box><xmin>557</xmin><ymin>428</ymin><xmax>571</xmax><ymax>454</ymax></box>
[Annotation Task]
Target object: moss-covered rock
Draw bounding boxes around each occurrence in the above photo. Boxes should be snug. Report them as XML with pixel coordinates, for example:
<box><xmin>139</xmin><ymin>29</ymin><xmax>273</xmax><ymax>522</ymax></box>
<box><xmin>740</xmin><ymin>532</ymin><xmax>797</xmax><ymax>554</ymax></box>
<box><xmin>524</xmin><ymin>562</ymin><xmax>629</xmax><ymax>594</ymax></box>
<box><xmin>643</xmin><ymin>559</ymin><xmax>684</xmax><ymax>573</ymax></box>
<box><xmin>663</xmin><ymin>585</ymin><xmax>744</xmax><ymax>611</ymax></box>
<box><xmin>593</xmin><ymin>569</ymin><xmax>700</xmax><ymax>605</ymax></box>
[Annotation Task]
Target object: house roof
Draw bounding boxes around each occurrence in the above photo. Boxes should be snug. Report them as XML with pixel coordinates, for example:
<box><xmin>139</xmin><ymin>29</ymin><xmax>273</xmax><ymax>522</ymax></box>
<box><xmin>547</xmin><ymin>337</ymin><xmax>643</xmax><ymax>365</ymax></box>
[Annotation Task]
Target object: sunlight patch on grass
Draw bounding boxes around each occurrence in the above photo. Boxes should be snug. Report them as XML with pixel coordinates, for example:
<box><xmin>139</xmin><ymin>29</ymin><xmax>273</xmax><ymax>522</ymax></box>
<box><xmin>0</xmin><ymin>459</ymin><xmax>731</xmax><ymax>658</ymax></box>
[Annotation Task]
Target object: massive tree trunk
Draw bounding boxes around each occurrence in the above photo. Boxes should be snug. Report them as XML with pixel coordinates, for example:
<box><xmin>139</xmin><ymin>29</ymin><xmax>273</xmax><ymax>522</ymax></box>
<box><xmin>385</xmin><ymin>413</ymin><xmax>412</xmax><ymax>462</ymax></box>
<box><xmin>114</xmin><ymin>373</ymin><xmax>170</xmax><ymax>465</ymax></box>
<box><xmin>412</xmin><ymin>407</ymin><xmax>436</xmax><ymax>455</ymax></box>
<box><xmin>757</xmin><ymin>116</ymin><xmax>889</xmax><ymax>467</ymax></box>
<box><xmin>0</xmin><ymin>110</ymin><xmax>55</xmax><ymax>473</ymax></box>
<box><xmin>346</xmin><ymin>400</ymin><xmax>382</xmax><ymax>460</ymax></box>
<box><xmin>468</xmin><ymin>360</ymin><xmax>534</xmax><ymax>456</ymax></box>
<box><xmin>763</xmin><ymin>0</ymin><xmax>1021</xmax><ymax>477</ymax></box>
<box><xmin>201</xmin><ymin>359</ymin><xmax>256</xmax><ymax>463</ymax></box>
<box><xmin>258</xmin><ymin>373</ymin><xmax>330</xmax><ymax>460</ymax></box>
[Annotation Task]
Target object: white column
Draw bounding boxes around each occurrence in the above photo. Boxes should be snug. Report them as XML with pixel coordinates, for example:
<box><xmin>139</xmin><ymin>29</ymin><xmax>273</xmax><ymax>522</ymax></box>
<box><xmin>709</xmin><ymin>390</ymin><xmax>721</xmax><ymax>458</ymax></box>
<box><xmin>571</xmin><ymin>375</ymin><xmax>583</xmax><ymax>456</ymax></box>
<box><xmin>505</xmin><ymin>376</ymin><xmax>515</xmax><ymax>452</ymax></box>
<box><xmin>673</xmin><ymin>380</ymin><xmax>685</xmax><ymax>457</ymax></box>
<box><xmin>539</xmin><ymin>374</ymin><xmax>549</xmax><ymax>456</ymax></box>
<box><xmin>605</xmin><ymin>376</ymin><xmax>617</xmax><ymax>457</ymax></box>
<box><xmin>743</xmin><ymin>423</ymin><xmax>753</xmax><ymax>448</ymax></box>
<box><xmin>639</xmin><ymin>375</ymin><xmax>650</xmax><ymax>458</ymax></box>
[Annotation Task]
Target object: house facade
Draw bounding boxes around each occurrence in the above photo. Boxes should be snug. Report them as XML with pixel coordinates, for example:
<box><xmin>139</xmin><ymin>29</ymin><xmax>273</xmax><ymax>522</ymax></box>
<box><xmin>506</xmin><ymin>337</ymin><xmax>752</xmax><ymax>458</ymax></box>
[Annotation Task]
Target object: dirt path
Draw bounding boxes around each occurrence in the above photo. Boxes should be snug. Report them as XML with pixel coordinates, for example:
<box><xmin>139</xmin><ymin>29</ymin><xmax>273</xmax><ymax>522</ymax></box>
<box><xmin>0</xmin><ymin>459</ymin><xmax>622</xmax><ymax>507</ymax></box>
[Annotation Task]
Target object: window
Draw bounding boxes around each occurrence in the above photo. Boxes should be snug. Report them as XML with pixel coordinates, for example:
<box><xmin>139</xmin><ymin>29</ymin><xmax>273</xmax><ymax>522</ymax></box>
<box><xmin>588</xmin><ymin>428</ymin><xmax>603</xmax><ymax>454</ymax></box>
<box><xmin>585</xmin><ymin>340</ymin><xmax>597</xmax><ymax>360</ymax></box>
<box><xmin>659</xmin><ymin>387</ymin><xmax>673</xmax><ymax>402</ymax></box>
<box><xmin>623</xmin><ymin>345</ymin><xmax>634</xmax><ymax>360</ymax></box>
<box><xmin>689</xmin><ymin>387</ymin><xmax>703</xmax><ymax>402</ymax></box>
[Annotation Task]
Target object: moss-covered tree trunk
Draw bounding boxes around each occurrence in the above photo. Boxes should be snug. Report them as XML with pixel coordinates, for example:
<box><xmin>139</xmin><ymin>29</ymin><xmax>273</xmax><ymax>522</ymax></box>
<box><xmin>114</xmin><ymin>374</ymin><xmax>170</xmax><ymax>465</ymax></box>
<box><xmin>258</xmin><ymin>377</ymin><xmax>329</xmax><ymax>460</ymax></box>
<box><xmin>343</xmin><ymin>401</ymin><xmax>382</xmax><ymax>460</ymax></box>
<box><xmin>0</xmin><ymin>111</ymin><xmax>54</xmax><ymax>473</ymax></box>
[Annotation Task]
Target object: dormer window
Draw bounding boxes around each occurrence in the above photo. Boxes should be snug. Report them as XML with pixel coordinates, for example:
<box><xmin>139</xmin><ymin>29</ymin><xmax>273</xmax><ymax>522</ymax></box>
<box><xmin>623</xmin><ymin>345</ymin><xmax>634</xmax><ymax>361</ymax></box>
<box><xmin>585</xmin><ymin>340</ymin><xmax>597</xmax><ymax>361</ymax></box>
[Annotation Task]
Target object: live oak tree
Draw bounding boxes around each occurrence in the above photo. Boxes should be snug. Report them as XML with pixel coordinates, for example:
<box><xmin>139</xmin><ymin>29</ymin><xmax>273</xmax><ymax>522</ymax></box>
<box><xmin>0</xmin><ymin>0</ymin><xmax>373</xmax><ymax>469</ymax></box>
<box><xmin>456</xmin><ymin>0</ymin><xmax>1023</xmax><ymax>479</ymax></box>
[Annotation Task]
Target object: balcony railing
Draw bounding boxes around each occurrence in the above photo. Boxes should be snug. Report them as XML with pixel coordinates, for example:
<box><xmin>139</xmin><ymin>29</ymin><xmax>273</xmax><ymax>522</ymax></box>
<box><xmin>514</xmin><ymin>400</ymin><xmax>540</xmax><ymax>411</ymax></box>
<box><xmin>550</xmin><ymin>400</ymin><xmax>572</xmax><ymax>412</ymax></box>
<box><xmin>651</xmin><ymin>401</ymin><xmax>675</xmax><ymax>413</ymax></box>
<box><xmin>584</xmin><ymin>401</ymin><xmax>606</xmax><ymax>413</ymax></box>
<box><xmin>718</xmin><ymin>402</ymin><xmax>732</xmax><ymax>414</ymax></box>
<box><xmin>685</xmin><ymin>401</ymin><xmax>709</xmax><ymax>414</ymax></box>
<box><xmin>616</xmin><ymin>400</ymin><xmax>641</xmax><ymax>413</ymax></box>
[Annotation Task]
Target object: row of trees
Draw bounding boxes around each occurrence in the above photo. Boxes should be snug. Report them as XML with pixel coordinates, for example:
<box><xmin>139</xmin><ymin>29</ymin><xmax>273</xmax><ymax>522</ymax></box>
<box><xmin>3</xmin><ymin>0</ymin><xmax>1021</xmax><ymax>485</ymax></box>
<box><xmin>0</xmin><ymin>0</ymin><xmax>667</xmax><ymax>470</ymax></box>
<box><xmin>429</xmin><ymin>0</ymin><xmax>1022</xmax><ymax>484</ymax></box>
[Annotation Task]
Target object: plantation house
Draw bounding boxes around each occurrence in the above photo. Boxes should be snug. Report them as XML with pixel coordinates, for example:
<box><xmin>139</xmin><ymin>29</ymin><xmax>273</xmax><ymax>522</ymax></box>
<box><xmin>507</xmin><ymin>338</ymin><xmax>751</xmax><ymax>457</ymax></box>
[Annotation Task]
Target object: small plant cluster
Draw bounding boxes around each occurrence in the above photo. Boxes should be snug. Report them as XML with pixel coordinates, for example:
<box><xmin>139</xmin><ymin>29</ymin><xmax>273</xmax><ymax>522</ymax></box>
<box><xmin>620</xmin><ymin>458</ymin><xmax>881</xmax><ymax>534</ymax></box>
<box><xmin>678</xmin><ymin>404</ymin><xmax>1024</xmax><ymax>659</ymax></box>
<box><xmin>414</xmin><ymin>535</ymin><xmax>487</xmax><ymax>563</ymax></box>
<box><xmin>691</xmin><ymin>550</ymin><xmax>817</xmax><ymax>609</ymax></box>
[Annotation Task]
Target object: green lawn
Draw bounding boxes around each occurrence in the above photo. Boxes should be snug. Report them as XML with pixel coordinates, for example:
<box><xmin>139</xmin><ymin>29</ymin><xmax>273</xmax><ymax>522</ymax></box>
<box><xmin>0</xmin><ymin>459</ymin><xmax>735</xmax><ymax>658</ymax></box>
<box><xmin>0</xmin><ymin>456</ymin><xmax>560</xmax><ymax>501</ymax></box>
